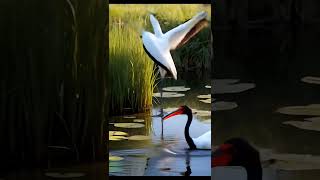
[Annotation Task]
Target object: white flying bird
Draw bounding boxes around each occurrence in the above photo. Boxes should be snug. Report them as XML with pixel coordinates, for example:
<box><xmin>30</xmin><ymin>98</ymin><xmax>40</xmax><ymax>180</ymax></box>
<box><xmin>142</xmin><ymin>11</ymin><xmax>209</xmax><ymax>80</ymax></box>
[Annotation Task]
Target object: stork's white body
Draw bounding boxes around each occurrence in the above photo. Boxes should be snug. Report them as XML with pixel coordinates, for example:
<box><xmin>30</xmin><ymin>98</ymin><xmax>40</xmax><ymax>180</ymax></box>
<box><xmin>192</xmin><ymin>130</ymin><xmax>211</xmax><ymax>150</ymax></box>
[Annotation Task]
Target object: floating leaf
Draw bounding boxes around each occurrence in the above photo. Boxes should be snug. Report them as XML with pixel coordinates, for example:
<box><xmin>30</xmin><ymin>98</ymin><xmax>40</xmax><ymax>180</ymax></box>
<box><xmin>199</xmin><ymin>98</ymin><xmax>211</xmax><ymax>104</ymax></box>
<box><xmin>109</xmin><ymin>155</ymin><xmax>124</xmax><ymax>161</ymax></box>
<box><xmin>197</xmin><ymin>94</ymin><xmax>211</xmax><ymax>99</ymax></box>
<box><xmin>283</xmin><ymin>117</ymin><xmax>320</xmax><ymax>131</ymax></box>
<box><xmin>301</xmin><ymin>76</ymin><xmax>320</xmax><ymax>85</ymax></box>
<box><xmin>127</xmin><ymin>135</ymin><xmax>151</xmax><ymax>141</ymax></box>
<box><xmin>109</xmin><ymin>131</ymin><xmax>128</xmax><ymax>136</ymax></box>
<box><xmin>214</xmin><ymin>83</ymin><xmax>255</xmax><ymax>94</ymax></box>
<box><xmin>212</xmin><ymin>79</ymin><xmax>255</xmax><ymax>94</ymax></box>
<box><xmin>45</xmin><ymin>172</ymin><xmax>86</xmax><ymax>178</ymax></box>
<box><xmin>123</xmin><ymin>116</ymin><xmax>136</xmax><ymax>119</ymax></box>
<box><xmin>306</xmin><ymin>117</ymin><xmax>320</xmax><ymax>121</ymax></box>
<box><xmin>258</xmin><ymin>148</ymin><xmax>320</xmax><ymax>170</ymax></box>
<box><xmin>193</xmin><ymin>109</ymin><xmax>211</xmax><ymax>117</ymax></box>
<box><xmin>114</xmin><ymin>123</ymin><xmax>145</xmax><ymax>128</ymax></box>
<box><xmin>267</xmin><ymin>152</ymin><xmax>320</xmax><ymax>170</ymax></box>
<box><xmin>212</xmin><ymin>101</ymin><xmax>238</xmax><ymax>111</ymax></box>
<box><xmin>153</xmin><ymin>92</ymin><xmax>185</xmax><ymax>98</ymax></box>
<box><xmin>162</xmin><ymin>86</ymin><xmax>190</xmax><ymax>92</ymax></box>
<box><xmin>133</xmin><ymin>119</ymin><xmax>145</xmax><ymax>123</ymax></box>
<box><xmin>109</xmin><ymin>136</ymin><xmax>128</xmax><ymax>141</ymax></box>
<box><xmin>277</xmin><ymin>104</ymin><xmax>320</xmax><ymax>116</ymax></box>
<box><xmin>213</xmin><ymin>79</ymin><xmax>240</xmax><ymax>85</ymax></box>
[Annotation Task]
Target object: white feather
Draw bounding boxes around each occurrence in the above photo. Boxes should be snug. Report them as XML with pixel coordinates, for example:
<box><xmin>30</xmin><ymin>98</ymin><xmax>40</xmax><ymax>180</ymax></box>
<box><xmin>164</xmin><ymin>11</ymin><xmax>208</xmax><ymax>50</ymax></box>
<box><xmin>192</xmin><ymin>131</ymin><xmax>211</xmax><ymax>150</ymax></box>
<box><xmin>149</xmin><ymin>14</ymin><xmax>163</xmax><ymax>37</ymax></box>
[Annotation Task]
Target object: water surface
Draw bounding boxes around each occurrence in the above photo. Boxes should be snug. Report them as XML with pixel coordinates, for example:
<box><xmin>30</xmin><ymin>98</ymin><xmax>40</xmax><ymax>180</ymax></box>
<box><xmin>213</xmin><ymin>24</ymin><xmax>320</xmax><ymax>179</ymax></box>
<box><xmin>109</xmin><ymin>76</ymin><xmax>211</xmax><ymax>176</ymax></box>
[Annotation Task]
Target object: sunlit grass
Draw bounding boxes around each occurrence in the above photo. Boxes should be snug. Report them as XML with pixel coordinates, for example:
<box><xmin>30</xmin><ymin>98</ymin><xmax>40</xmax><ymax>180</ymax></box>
<box><xmin>109</xmin><ymin>23</ymin><xmax>157</xmax><ymax>114</ymax></box>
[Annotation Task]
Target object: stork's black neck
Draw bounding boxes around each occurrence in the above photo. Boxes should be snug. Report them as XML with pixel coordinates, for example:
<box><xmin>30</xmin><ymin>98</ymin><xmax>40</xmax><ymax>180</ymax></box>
<box><xmin>185</xmin><ymin>112</ymin><xmax>197</xmax><ymax>149</ymax></box>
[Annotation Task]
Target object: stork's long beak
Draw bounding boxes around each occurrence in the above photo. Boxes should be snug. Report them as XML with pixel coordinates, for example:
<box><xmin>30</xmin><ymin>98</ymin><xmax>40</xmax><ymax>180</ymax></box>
<box><xmin>212</xmin><ymin>144</ymin><xmax>233</xmax><ymax>167</ymax></box>
<box><xmin>163</xmin><ymin>107</ymin><xmax>184</xmax><ymax>120</ymax></box>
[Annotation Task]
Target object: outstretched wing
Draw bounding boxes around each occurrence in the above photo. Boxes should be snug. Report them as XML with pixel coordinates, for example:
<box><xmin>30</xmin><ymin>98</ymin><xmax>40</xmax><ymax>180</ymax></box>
<box><xmin>150</xmin><ymin>14</ymin><xmax>163</xmax><ymax>37</ymax></box>
<box><xmin>164</xmin><ymin>11</ymin><xmax>208</xmax><ymax>50</ymax></box>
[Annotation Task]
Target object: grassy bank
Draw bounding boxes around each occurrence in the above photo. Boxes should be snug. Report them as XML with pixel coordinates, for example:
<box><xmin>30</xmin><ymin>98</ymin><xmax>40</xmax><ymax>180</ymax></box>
<box><xmin>109</xmin><ymin>4</ymin><xmax>211</xmax><ymax>114</ymax></box>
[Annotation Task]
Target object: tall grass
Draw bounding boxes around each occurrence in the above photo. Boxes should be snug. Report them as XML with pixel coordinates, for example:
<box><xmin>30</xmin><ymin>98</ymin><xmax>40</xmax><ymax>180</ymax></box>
<box><xmin>109</xmin><ymin>21</ymin><xmax>157</xmax><ymax>114</ymax></box>
<box><xmin>109</xmin><ymin>4</ymin><xmax>211</xmax><ymax>114</ymax></box>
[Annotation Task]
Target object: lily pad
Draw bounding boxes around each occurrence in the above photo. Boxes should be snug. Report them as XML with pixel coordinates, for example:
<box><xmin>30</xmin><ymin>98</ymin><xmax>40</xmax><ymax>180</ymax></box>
<box><xmin>193</xmin><ymin>109</ymin><xmax>211</xmax><ymax>117</ymax></box>
<box><xmin>277</xmin><ymin>104</ymin><xmax>320</xmax><ymax>116</ymax></box>
<box><xmin>123</xmin><ymin>116</ymin><xmax>136</xmax><ymax>119</ymax></box>
<box><xmin>212</xmin><ymin>79</ymin><xmax>255</xmax><ymax>94</ymax></box>
<box><xmin>109</xmin><ymin>136</ymin><xmax>128</xmax><ymax>141</ymax></box>
<box><xmin>109</xmin><ymin>155</ymin><xmax>124</xmax><ymax>161</ymax></box>
<box><xmin>213</xmin><ymin>79</ymin><xmax>240</xmax><ymax>85</ymax></box>
<box><xmin>162</xmin><ymin>86</ymin><xmax>190</xmax><ymax>92</ymax></box>
<box><xmin>212</xmin><ymin>101</ymin><xmax>238</xmax><ymax>111</ymax></box>
<box><xmin>45</xmin><ymin>172</ymin><xmax>86</xmax><ymax>178</ymax></box>
<box><xmin>199</xmin><ymin>98</ymin><xmax>211</xmax><ymax>104</ymax></box>
<box><xmin>109</xmin><ymin>131</ymin><xmax>128</xmax><ymax>136</ymax></box>
<box><xmin>259</xmin><ymin>148</ymin><xmax>320</xmax><ymax>170</ymax></box>
<box><xmin>283</xmin><ymin>117</ymin><xmax>320</xmax><ymax>131</ymax></box>
<box><xmin>133</xmin><ymin>119</ymin><xmax>145</xmax><ymax>123</ymax></box>
<box><xmin>114</xmin><ymin>123</ymin><xmax>145</xmax><ymax>128</ymax></box>
<box><xmin>197</xmin><ymin>94</ymin><xmax>211</xmax><ymax>99</ymax></box>
<box><xmin>269</xmin><ymin>153</ymin><xmax>320</xmax><ymax>170</ymax></box>
<box><xmin>153</xmin><ymin>92</ymin><xmax>185</xmax><ymax>98</ymax></box>
<box><xmin>301</xmin><ymin>76</ymin><xmax>320</xmax><ymax>85</ymax></box>
<box><xmin>127</xmin><ymin>135</ymin><xmax>151</xmax><ymax>141</ymax></box>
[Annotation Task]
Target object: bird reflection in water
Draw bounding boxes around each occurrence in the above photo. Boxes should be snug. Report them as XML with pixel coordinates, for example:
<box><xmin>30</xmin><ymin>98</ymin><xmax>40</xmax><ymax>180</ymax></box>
<box><xmin>181</xmin><ymin>151</ymin><xmax>192</xmax><ymax>176</ymax></box>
